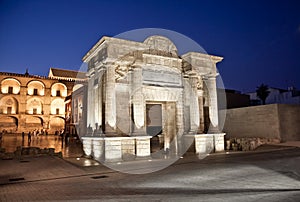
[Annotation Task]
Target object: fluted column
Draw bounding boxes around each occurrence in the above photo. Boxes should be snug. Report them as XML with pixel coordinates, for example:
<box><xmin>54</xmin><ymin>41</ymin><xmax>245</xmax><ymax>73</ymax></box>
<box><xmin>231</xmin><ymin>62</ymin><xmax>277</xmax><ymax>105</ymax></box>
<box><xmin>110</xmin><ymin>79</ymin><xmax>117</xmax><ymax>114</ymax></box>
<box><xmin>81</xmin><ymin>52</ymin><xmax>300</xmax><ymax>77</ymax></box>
<box><xmin>197</xmin><ymin>89</ymin><xmax>204</xmax><ymax>133</ymax></box>
<box><xmin>87</xmin><ymin>74</ymin><xmax>94</xmax><ymax>131</ymax></box>
<box><xmin>105</xmin><ymin>63</ymin><xmax>116</xmax><ymax>135</ymax></box>
<box><xmin>197</xmin><ymin>77</ymin><xmax>204</xmax><ymax>133</ymax></box>
<box><xmin>206</xmin><ymin>76</ymin><xmax>219</xmax><ymax>132</ymax></box>
<box><xmin>189</xmin><ymin>74</ymin><xmax>200</xmax><ymax>133</ymax></box>
<box><xmin>97</xmin><ymin>69</ymin><xmax>104</xmax><ymax>132</ymax></box>
<box><xmin>93</xmin><ymin>76</ymin><xmax>99</xmax><ymax>129</ymax></box>
<box><xmin>131</xmin><ymin>64</ymin><xmax>146</xmax><ymax>135</ymax></box>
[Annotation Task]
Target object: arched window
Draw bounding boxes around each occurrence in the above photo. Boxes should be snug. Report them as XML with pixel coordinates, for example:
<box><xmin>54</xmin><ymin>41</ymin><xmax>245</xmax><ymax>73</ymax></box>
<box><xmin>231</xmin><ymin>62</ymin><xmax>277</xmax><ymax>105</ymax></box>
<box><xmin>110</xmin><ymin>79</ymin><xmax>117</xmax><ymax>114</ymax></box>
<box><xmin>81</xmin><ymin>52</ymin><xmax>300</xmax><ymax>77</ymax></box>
<box><xmin>27</xmin><ymin>80</ymin><xmax>45</xmax><ymax>96</ymax></box>
<box><xmin>0</xmin><ymin>96</ymin><xmax>19</xmax><ymax>114</ymax></box>
<box><xmin>1</xmin><ymin>78</ymin><xmax>21</xmax><ymax>94</ymax></box>
<box><xmin>50</xmin><ymin>98</ymin><xmax>65</xmax><ymax>115</ymax></box>
<box><xmin>51</xmin><ymin>83</ymin><xmax>67</xmax><ymax>97</ymax></box>
<box><xmin>26</xmin><ymin>98</ymin><xmax>43</xmax><ymax>114</ymax></box>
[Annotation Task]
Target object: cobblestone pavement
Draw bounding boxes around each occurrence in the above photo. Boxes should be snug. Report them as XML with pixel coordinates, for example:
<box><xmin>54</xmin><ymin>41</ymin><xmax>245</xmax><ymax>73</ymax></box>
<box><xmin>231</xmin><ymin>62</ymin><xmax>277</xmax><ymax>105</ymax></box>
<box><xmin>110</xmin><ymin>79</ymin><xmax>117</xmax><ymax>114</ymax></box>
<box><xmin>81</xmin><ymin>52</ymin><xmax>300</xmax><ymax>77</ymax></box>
<box><xmin>0</xmin><ymin>146</ymin><xmax>300</xmax><ymax>201</ymax></box>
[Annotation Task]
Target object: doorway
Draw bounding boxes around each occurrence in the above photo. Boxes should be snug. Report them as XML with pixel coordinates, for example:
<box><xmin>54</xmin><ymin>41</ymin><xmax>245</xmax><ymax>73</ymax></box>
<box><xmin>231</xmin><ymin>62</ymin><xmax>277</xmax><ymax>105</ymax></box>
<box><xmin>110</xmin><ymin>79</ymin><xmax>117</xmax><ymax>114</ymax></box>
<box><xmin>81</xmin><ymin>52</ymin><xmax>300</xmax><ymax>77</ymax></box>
<box><xmin>146</xmin><ymin>102</ymin><xmax>177</xmax><ymax>153</ymax></box>
<box><xmin>146</xmin><ymin>104</ymin><xmax>162</xmax><ymax>152</ymax></box>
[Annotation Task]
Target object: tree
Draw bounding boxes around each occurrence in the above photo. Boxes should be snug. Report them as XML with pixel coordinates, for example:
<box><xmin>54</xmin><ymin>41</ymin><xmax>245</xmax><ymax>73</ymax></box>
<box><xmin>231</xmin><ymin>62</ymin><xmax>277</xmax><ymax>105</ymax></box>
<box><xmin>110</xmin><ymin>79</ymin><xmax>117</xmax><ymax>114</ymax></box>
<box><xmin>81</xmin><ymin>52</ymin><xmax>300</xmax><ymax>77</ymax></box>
<box><xmin>256</xmin><ymin>84</ymin><xmax>270</xmax><ymax>105</ymax></box>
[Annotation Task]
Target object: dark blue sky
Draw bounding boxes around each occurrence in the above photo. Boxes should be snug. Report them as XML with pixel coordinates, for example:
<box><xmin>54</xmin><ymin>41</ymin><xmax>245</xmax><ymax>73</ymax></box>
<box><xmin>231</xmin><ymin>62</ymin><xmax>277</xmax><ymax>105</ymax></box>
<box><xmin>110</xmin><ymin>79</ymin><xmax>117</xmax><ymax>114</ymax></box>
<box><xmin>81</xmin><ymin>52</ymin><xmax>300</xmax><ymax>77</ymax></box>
<box><xmin>0</xmin><ymin>0</ymin><xmax>299</xmax><ymax>92</ymax></box>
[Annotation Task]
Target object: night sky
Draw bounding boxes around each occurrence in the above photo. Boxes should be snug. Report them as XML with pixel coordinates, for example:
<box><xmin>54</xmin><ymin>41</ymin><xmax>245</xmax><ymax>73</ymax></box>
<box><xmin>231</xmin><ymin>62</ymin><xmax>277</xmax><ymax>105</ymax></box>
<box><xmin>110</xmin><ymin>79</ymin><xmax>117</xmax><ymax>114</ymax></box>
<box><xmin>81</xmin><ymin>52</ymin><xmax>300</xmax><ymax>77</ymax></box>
<box><xmin>0</xmin><ymin>0</ymin><xmax>299</xmax><ymax>92</ymax></box>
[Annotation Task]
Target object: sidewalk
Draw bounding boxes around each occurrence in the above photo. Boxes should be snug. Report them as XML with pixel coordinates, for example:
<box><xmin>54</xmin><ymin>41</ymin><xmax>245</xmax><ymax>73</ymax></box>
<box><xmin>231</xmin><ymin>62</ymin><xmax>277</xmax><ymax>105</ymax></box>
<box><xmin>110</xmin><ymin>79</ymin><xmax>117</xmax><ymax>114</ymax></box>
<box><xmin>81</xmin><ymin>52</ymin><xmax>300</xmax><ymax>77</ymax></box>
<box><xmin>1</xmin><ymin>144</ymin><xmax>300</xmax><ymax>201</ymax></box>
<box><xmin>273</xmin><ymin>141</ymin><xmax>300</xmax><ymax>147</ymax></box>
<box><xmin>1</xmin><ymin>142</ymin><xmax>297</xmax><ymax>185</ymax></box>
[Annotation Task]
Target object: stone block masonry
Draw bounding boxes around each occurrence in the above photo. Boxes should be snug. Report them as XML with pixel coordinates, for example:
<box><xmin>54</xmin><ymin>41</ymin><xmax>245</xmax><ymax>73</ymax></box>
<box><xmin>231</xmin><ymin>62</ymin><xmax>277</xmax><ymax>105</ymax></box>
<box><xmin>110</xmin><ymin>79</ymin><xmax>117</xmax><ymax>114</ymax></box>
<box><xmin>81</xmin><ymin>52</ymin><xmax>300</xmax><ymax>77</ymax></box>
<box><xmin>82</xmin><ymin>136</ymin><xmax>152</xmax><ymax>162</ymax></box>
<box><xmin>222</xmin><ymin>104</ymin><xmax>300</xmax><ymax>142</ymax></box>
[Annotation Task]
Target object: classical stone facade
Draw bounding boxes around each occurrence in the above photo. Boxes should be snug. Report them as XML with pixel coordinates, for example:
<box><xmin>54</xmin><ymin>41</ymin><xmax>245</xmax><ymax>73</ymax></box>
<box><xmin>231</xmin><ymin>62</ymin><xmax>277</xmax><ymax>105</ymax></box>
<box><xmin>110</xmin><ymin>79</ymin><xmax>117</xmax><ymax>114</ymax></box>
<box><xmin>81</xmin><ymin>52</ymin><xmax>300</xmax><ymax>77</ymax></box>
<box><xmin>0</xmin><ymin>68</ymin><xmax>85</xmax><ymax>134</ymax></box>
<box><xmin>80</xmin><ymin>35</ymin><xmax>225</xmax><ymax>161</ymax></box>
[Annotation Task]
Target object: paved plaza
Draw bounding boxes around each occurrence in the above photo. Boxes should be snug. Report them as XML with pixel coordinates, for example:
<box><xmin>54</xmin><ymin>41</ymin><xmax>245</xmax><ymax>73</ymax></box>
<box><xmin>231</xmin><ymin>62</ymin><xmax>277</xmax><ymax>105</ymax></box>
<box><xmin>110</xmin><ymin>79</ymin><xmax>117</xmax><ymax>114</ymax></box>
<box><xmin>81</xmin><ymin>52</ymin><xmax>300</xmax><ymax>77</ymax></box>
<box><xmin>0</xmin><ymin>134</ymin><xmax>300</xmax><ymax>201</ymax></box>
<box><xmin>0</xmin><ymin>133</ymin><xmax>84</xmax><ymax>157</ymax></box>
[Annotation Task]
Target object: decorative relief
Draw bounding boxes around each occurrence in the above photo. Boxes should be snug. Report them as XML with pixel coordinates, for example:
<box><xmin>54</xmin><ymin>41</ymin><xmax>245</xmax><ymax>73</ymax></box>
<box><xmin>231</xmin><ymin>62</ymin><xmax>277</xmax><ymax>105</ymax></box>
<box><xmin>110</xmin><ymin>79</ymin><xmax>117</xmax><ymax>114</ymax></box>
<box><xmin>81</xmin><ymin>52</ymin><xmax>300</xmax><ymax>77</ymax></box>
<box><xmin>31</xmin><ymin>99</ymin><xmax>40</xmax><ymax>106</ymax></box>
<box><xmin>144</xmin><ymin>36</ymin><xmax>178</xmax><ymax>56</ymax></box>
<box><xmin>6</xmin><ymin>98</ymin><xmax>13</xmax><ymax>105</ymax></box>
<box><xmin>197</xmin><ymin>77</ymin><xmax>203</xmax><ymax>90</ymax></box>
<box><xmin>115</xmin><ymin>65</ymin><xmax>129</xmax><ymax>81</ymax></box>
<box><xmin>142</xmin><ymin>69</ymin><xmax>181</xmax><ymax>86</ymax></box>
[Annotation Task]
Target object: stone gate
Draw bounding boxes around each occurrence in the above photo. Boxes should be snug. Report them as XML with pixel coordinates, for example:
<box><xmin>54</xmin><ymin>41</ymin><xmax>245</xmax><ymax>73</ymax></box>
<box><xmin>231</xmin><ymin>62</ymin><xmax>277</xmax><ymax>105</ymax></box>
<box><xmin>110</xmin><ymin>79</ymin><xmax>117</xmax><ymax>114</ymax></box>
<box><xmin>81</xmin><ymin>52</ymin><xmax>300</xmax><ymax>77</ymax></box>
<box><xmin>80</xmin><ymin>35</ymin><xmax>225</xmax><ymax>161</ymax></box>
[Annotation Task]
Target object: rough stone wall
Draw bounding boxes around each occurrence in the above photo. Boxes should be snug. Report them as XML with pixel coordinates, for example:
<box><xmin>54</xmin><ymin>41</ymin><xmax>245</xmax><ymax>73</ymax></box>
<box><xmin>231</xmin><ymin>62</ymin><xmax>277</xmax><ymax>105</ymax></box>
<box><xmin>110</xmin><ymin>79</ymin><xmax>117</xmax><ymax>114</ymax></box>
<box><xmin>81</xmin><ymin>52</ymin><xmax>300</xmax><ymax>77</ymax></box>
<box><xmin>222</xmin><ymin>104</ymin><xmax>300</xmax><ymax>142</ymax></box>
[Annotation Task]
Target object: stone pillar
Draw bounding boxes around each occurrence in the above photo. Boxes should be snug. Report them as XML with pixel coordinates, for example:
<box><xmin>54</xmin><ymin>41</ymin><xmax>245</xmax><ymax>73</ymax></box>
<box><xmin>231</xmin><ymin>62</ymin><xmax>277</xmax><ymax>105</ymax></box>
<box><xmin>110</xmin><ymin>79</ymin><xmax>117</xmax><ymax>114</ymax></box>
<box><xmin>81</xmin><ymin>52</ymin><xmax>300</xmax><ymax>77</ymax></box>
<box><xmin>97</xmin><ymin>71</ymin><xmax>103</xmax><ymax>132</ymax></box>
<box><xmin>197</xmin><ymin>88</ymin><xmax>205</xmax><ymax>133</ymax></box>
<box><xmin>93</xmin><ymin>75</ymin><xmax>99</xmax><ymax>130</ymax></box>
<box><xmin>95</xmin><ymin>69</ymin><xmax>104</xmax><ymax>133</ymax></box>
<box><xmin>206</xmin><ymin>76</ymin><xmax>219</xmax><ymax>132</ymax></box>
<box><xmin>131</xmin><ymin>65</ymin><xmax>146</xmax><ymax>135</ymax></box>
<box><xmin>175</xmin><ymin>92</ymin><xmax>184</xmax><ymax>154</ymax></box>
<box><xmin>189</xmin><ymin>74</ymin><xmax>200</xmax><ymax>133</ymax></box>
<box><xmin>163</xmin><ymin>102</ymin><xmax>176</xmax><ymax>152</ymax></box>
<box><xmin>105</xmin><ymin>63</ymin><xmax>116</xmax><ymax>134</ymax></box>
<box><xmin>87</xmin><ymin>73</ymin><xmax>94</xmax><ymax>130</ymax></box>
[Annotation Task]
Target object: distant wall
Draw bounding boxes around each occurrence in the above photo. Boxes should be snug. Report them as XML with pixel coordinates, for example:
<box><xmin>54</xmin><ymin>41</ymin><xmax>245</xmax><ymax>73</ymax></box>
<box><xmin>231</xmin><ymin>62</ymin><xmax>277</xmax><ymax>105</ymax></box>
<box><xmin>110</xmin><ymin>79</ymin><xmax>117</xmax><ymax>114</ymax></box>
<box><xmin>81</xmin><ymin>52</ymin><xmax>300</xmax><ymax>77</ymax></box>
<box><xmin>277</xmin><ymin>104</ymin><xmax>300</xmax><ymax>141</ymax></box>
<box><xmin>222</xmin><ymin>104</ymin><xmax>300</xmax><ymax>142</ymax></box>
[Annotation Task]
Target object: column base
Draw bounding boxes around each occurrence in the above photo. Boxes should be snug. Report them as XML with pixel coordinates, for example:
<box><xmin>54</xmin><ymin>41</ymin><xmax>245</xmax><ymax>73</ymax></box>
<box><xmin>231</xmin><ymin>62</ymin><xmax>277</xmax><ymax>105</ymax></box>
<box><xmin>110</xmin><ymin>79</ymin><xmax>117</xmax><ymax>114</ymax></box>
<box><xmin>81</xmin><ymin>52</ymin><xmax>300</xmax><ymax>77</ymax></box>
<box><xmin>185</xmin><ymin>133</ymin><xmax>226</xmax><ymax>154</ymax></box>
<box><xmin>213</xmin><ymin>133</ymin><xmax>226</xmax><ymax>152</ymax></box>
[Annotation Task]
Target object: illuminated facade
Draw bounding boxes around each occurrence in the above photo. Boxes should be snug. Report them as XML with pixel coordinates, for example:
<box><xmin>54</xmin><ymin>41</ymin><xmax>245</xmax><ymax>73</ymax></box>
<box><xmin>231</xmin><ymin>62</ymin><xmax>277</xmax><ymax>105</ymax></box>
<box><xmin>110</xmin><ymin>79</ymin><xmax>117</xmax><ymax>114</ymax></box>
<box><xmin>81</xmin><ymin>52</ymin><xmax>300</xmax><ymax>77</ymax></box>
<box><xmin>81</xmin><ymin>35</ymin><xmax>226</xmax><ymax>161</ymax></box>
<box><xmin>0</xmin><ymin>68</ymin><xmax>86</xmax><ymax>133</ymax></box>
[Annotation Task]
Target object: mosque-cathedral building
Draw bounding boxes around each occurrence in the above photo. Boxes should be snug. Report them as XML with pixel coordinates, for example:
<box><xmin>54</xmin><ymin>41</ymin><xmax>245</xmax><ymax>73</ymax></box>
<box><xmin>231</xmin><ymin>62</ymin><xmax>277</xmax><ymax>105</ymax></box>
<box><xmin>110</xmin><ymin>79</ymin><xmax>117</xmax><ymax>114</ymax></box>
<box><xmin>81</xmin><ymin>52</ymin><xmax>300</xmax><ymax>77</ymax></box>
<box><xmin>0</xmin><ymin>68</ymin><xmax>86</xmax><ymax>134</ymax></box>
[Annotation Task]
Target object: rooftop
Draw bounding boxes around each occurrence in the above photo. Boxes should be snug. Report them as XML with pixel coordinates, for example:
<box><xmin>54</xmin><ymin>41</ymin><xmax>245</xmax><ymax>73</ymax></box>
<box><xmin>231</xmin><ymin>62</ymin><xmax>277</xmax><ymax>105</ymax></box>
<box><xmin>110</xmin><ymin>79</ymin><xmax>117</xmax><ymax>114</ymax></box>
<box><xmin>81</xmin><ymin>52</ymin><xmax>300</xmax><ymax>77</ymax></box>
<box><xmin>49</xmin><ymin>68</ymin><xmax>87</xmax><ymax>80</ymax></box>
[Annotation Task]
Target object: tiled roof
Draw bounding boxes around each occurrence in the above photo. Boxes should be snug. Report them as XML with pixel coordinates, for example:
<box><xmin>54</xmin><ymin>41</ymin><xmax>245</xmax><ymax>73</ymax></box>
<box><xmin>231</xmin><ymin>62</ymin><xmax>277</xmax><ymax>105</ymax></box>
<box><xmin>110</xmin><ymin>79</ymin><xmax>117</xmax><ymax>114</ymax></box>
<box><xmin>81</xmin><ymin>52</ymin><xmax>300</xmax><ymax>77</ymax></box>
<box><xmin>49</xmin><ymin>68</ymin><xmax>87</xmax><ymax>79</ymax></box>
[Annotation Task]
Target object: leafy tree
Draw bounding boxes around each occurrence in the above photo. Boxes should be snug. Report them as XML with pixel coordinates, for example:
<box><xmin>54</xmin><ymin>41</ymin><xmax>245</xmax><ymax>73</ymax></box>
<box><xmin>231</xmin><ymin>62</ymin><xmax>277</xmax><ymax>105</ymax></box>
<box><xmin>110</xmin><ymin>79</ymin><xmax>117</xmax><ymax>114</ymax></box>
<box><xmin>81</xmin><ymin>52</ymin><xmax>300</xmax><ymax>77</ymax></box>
<box><xmin>256</xmin><ymin>84</ymin><xmax>270</xmax><ymax>105</ymax></box>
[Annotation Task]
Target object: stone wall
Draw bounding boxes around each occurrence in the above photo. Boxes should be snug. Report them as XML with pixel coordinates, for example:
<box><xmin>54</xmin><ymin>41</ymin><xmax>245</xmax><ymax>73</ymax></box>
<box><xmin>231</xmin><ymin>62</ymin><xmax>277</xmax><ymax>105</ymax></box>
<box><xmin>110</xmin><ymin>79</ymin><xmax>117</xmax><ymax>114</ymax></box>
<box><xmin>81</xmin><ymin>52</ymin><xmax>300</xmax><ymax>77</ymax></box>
<box><xmin>222</xmin><ymin>104</ymin><xmax>300</xmax><ymax>142</ymax></box>
<box><xmin>277</xmin><ymin>104</ymin><xmax>300</xmax><ymax>141</ymax></box>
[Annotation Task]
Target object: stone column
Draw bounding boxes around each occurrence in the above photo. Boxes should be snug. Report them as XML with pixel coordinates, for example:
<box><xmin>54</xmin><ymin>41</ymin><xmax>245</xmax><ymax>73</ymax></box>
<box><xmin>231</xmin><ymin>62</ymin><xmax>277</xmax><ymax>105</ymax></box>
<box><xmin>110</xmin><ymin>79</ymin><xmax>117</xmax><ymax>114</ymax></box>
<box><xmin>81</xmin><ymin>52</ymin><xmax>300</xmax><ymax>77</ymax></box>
<box><xmin>197</xmin><ymin>90</ymin><xmax>205</xmax><ymax>133</ymax></box>
<box><xmin>105</xmin><ymin>63</ymin><xmax>116</xmax><ymax>135</ymax></box>
<box><xmin>131</xmin><ymin>65</ymin><xmax>146</xmax><ymax>135</ymax></box>
<box><xmin>189</xmin><ymin>74</ymin><xmax>200</xmax><ymax>133</ymax></box>
<box><xmin>86</xmin><ymin>73</ymin><xmax>94</xmax><ymax>132</ymax></box>
<box><xmin>93</xmin><ymin>75</ymin><xmax>99</xmax><ymax>130</ymax></box>
<box><xmin>97</xmin><ymin>69</ymin><xmax>104</xmax><ymax>133</ymax></box>
<box><xmin>206</xmin><ymin>76</ymin><xmax>219</xmax><ymax>133</ymax></box>
<box><xmin>94</xmin><ymin>69</ymin><xmax>104</xmax><ymax>134</ymax></box>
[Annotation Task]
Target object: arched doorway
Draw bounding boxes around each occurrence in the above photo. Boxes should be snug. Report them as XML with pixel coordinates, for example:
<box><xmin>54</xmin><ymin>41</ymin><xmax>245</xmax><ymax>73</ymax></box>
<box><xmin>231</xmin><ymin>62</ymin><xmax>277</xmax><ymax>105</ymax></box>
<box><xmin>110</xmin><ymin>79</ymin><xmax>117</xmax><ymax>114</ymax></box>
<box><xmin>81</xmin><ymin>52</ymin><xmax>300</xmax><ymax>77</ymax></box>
<box><xmin>49</xmin><ymin>116</ymin><xmax>65</xmax><ymax>133</ymax></box>
<box><xmin>26</xmin><ymin>116</ymin><xmax>43</xmax><ymax>131</ymax></box>
<box><xmin>0</xmin><ymin>116</ymin><xmax>18</xmax><ymax>133</ymax></box>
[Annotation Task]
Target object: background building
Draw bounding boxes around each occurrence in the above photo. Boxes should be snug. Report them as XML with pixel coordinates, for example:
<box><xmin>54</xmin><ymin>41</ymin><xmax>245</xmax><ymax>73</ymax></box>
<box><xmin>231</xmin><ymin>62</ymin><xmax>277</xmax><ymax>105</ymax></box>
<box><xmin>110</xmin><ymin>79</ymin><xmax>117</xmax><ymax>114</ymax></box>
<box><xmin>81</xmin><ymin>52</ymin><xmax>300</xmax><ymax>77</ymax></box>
<box><xmin>247</xmin><ymin>86</ymin><xmax>300</xmax><ymax>105</ymax></box>
<box><xmin>218</xmin><ymin>88</ymin><xmax>250</xmax><ymax>109</ymax></box>
<box><xmin>0</xmin><ymin>68</ymin><xmax>86</xmax><ymax>134</ymax></box>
